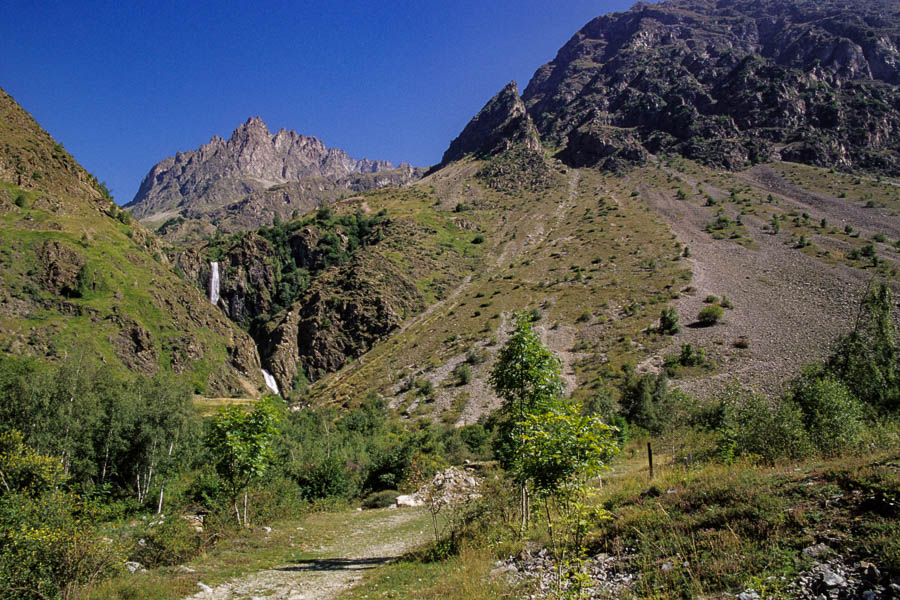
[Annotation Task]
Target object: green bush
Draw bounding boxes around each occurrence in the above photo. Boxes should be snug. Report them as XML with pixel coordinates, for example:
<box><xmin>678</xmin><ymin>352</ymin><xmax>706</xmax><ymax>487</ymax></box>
<box><xmin>471</xmin><ymin>234</ymin><xmax>485</xmax><ymax>244</ymax></box>
<box><xmin>697</xmin><ymin>304</ymin><xmax>724</xmax><ymax>326</ymax></box>
<box><xmin>453</xmin><ymin>363</ymin><xmax>472</xmax><ymax>386</ymax></box>
<box><xmin>130</xmin><ymin>513</ymin><xmax>203</xmax><ymax>568</ymax></box>
<box><xmin>362</xmin><ymin>490</ymin><xmax>400</xmax><ymax>509</ymax></box>
<box><xmin>718</xmin><ymin>388</ymin><xmax>812</xmax><ymax>463</ymax></box>
<box><xmin>659</xmin><ymin>307</ymin><xmax>680</xmax><ymax>334</ymax></box>
<box><xmin>790</xmin><ymin>373</ymin><xmax>864</xmax><ymax>455</ymax></box>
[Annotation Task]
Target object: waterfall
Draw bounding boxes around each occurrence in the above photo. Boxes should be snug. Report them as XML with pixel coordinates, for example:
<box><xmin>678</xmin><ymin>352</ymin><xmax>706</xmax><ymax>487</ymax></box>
<box><xmin>209</xmin><ymin>261</ymin><xmax>220</xmax><ymax>305</ymax></box>
<box><xmin>261</xmin><ymin>369</ymin><xmax>279</xmax><ymax>395</ymax></box>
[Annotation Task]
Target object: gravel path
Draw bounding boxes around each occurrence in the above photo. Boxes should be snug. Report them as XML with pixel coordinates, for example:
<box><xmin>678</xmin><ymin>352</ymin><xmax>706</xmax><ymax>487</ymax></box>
<box><xmin>185</xmin><ymin>508</ymin><xmax>429</xmax><ymax>600</ymax></box>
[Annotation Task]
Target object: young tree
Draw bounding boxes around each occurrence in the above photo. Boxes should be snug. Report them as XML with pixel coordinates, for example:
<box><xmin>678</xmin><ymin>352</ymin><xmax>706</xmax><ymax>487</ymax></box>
<box><xmin>206</xmin><ymin>399</ymin><xmax>280</xmax><ymax>527</ymax></box>
<box><xmin>826</xmin><ymin>280</ymin><xmax>898</xmax><ymax>414</ymax></box>
<box><xmin>490</xmin><ymin>313</ymin><xmax>563</xmax><ymax>529</ymax></box>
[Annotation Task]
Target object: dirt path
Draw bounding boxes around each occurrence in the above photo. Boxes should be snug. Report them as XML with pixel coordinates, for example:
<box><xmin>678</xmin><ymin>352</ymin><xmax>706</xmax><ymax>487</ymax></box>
<box><xmin>186</xmin><ymin>508</ymin><xmax>430</xmax><ymax>600</ymax></box>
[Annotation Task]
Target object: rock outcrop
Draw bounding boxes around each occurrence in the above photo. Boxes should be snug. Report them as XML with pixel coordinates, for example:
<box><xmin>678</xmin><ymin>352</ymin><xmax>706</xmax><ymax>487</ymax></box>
<box><xmin>519</xmin><ymin>0</ymin><xmax>900</xmax><ymax>174</ymax></box>
<box><xmin>127</xmin><ymin>117</ymin><xmax>423</xmax><ymax>240</ymax></box>
<box><xmin>437</xmin><ymin>0</ymin><xmax>900</xmax><ymax>176</ymax></box>
<box><xmin>439</xmin><ymin>81</ymin><xmax>542</xmax><ymax>167</ymax></box>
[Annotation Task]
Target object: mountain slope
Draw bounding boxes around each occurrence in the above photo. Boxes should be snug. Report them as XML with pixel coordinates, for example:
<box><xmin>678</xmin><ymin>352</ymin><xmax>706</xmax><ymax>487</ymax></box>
<box><xmin>0</xmin><ymin>87</ymin><xmax>264</xmax><ymax>395</ymax></box>
<box><xmin>126</xmin><ymin>117</ymin><xmax>423</xmax><ymax>241</ymax></box>
<box><xmin>521</xmin><ymin>0</ymin><xmax>900</xmax><ymax>174</ymax></box>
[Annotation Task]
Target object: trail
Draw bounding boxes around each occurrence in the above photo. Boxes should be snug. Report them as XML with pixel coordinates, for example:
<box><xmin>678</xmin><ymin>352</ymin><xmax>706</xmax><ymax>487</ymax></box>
<box><xmin>186</xmin><ymin>508</ymin><xmax>430</xmax><ymax>600</ymax></box>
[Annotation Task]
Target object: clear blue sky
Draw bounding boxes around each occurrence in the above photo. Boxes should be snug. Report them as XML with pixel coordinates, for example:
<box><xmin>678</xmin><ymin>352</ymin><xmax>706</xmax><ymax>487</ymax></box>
<box><xmin>1</xmin><ymin>1</ymin><xmax>636</xmax><ymax>204</ymax></box>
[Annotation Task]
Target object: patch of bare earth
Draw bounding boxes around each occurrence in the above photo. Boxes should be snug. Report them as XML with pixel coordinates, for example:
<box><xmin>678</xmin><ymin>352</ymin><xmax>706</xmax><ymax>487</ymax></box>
<box><xmin>185</xmin><ymin>508</ymin><xmax>428</xmax><ymax>600</ymax></box>
<box><xmin>639</xmin><ymin>164</ymin><xmax>897</xmax><ymax>399</ymax></box>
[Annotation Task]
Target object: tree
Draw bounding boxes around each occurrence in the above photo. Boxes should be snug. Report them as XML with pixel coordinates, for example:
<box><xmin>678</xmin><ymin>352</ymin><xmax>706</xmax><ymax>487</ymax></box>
<box><xmin>206</xmin><ymin>399</ymin><xmax>280</xmax><ymax>527</ymax></box>
<box><xmin>826</xmin><ymin>280</ymin><xmax>898</xmax><ymax>414</ymax></box>
<box><xmin>489</xmin><ymin>312</ymin><xmax>564</xmax><ymax>530</ymax></box>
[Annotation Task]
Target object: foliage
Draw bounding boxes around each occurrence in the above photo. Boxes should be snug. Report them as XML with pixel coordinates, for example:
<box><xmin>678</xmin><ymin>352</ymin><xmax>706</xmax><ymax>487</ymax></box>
<box><xmin>717</xmin><ymin>387</ymin><xmax>812</xmax><ymax>464</ymax></box>
<box><xmin>489</xmin><ymin>312</ymin><xmax>563</xmax><ymax>474</ymax></box>
<box><xmin>206</xmin><ymin>398</ymin><xmax>281</xmax><ymax>526</ymax></box>
<box><xmin>826</xmin><ymin>280</ymin><xmax>898</xmax><ymax>414</ymax></box>
<box><xmin>697</xmin><ymin>304</ymin><xmax>724</xmax><ymax>325</ymax></box>
<box><xmin>659</xmin><ymin>306</ymin><xmax>680</xmax><ymax>334</ymax></box>
<box><xmin>0</xmin><ymin>436</ymin><xmax>126</xmax><ymax>600</ymax></box>
<box><xmin>790</xmin><ymin>369</ymin><xmax>864</xmax><ymax>455</ymax></box>
<box><xmin>516</xmin><ymin>402</ymin><xmax>618</xmax><ymax>499</ymax></box>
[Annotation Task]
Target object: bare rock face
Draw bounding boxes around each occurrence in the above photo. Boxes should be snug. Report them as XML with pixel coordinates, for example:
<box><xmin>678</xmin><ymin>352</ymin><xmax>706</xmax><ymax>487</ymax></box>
<box><xmin>439</xmin><ymin>81</ymin><xmax>542</xmax><ymax>167</ymax></box>
<box><xmin>261</xmin><ymin>252</ymin><xmax>423</xmax><ymax>395</ymax></box>
<box><xmin>127</xmin><ymin>118</ymin><xmax>423</xmax><ymax>239</ymax></box>
<box><xmin>516</xmin><ymin>0</ymin><xmax>900</xmax><ymax>174</ymax></box>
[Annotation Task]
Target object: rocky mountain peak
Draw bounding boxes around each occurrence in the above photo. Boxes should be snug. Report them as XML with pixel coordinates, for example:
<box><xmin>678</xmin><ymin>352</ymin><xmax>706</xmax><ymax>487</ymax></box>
<box><xmin>513</xmin><ymin>0</ymin><xmax>900</xmax><ymax>174</ymax></box>
<box><xmin>127</xmin><ymin>118</ymin><xmax>421</xmax><ymax>238</ymax></box>
<box><xmin>438</xmin><ymin>81</ymin><xmax>542</xmax><ymax>167</ymax></box>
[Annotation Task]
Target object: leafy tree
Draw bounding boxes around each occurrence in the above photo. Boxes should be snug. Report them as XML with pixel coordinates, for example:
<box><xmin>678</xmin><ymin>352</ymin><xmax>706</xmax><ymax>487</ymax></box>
<box><xmin>826</xmin><ymin>280</ymin><xmax>898</xmax><ymax>414</ymax></box>
<box><xmin>489</xmin><ymin>312</ymin><xmax>564</xmax><ymax>529</ymax></box>
<box><xmin>206</xmin><ymin>399</ymin><xmax>281</xmax><ymax>527</ymax></box>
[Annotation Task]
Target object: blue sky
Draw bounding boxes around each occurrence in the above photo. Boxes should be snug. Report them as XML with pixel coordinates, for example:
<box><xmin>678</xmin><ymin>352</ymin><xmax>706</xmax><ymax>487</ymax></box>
<box><xmin>1</xmin><ymin>1</ymin><xmax>636</xmax><ymax>204</ymax></box>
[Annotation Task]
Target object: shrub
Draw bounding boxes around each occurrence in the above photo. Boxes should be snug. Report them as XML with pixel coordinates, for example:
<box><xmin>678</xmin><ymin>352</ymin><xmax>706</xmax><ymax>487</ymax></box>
<box><xmin>471</xmin><ymin>234</ymin><xmax>485</xmax><ymax>244</ymax></box>
<box><xmin>704</xmin><ymin>295</ymin><xmax>718</xmax><ymax>304</ymax></box>
<box><xmin>718</xmin><ymin>388</ymin><xmax>812</xmax><ymax>463</ymax></box>
<box><xmin>659</xmin><ymin>307</ymin><xmax>680</xmax><ymax>334</ymax></box>
<box><xmin>362</xmin><ymin>490</ymin><xmax>400</xmax><ymax>509</ymax></box>
<box><xmin>790</xmin><ymin>373</ymin><xmax>864</xmax><ymax>455</ymax></box>
<box><xmin>14</xmin><ymin>194</ymin><xmax>25</xmax><ymax>208</ymax></box>
<box><xmin>453</xmin><ymin>363</ymin><xmax>472</xmax><ymax>386</ymax></box>
<box><xmin>697</xmin><ymin>304</ymin><xmax>724</xmax><ymax>326</ymax></box>
<box><xmin>720</xmin><ymin>295</ymin><xmax>733</xmax><ymax>309</ymax></box>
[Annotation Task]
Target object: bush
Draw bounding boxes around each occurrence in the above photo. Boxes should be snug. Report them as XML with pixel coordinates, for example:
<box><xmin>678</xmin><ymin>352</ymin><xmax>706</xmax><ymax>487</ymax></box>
<box><xmin>659</xmin><ymin>307</ymin><xmax>680</xmax><ymax>334</ymax></box>
<box><xmin>14</xmin><ymin>194</ymin><xmax>25</xmax><ymax>208</ymax></box>
<box><xmin>471</xmin><ymin>235</ymin><xmax>485</xmax><ymax>244</ymax></box>
<box><xmin>790</xmin><ymin>373</ymin><xmax>864</xmax><ymax>455</ymax></box>
<box><xmin>718</xmin><ymin>388</ymin><xmax>812</xmax><ymax>463</ymax></box>
<box><xmin>697</xmin><ymin>304</ymin><xmax>724</xmax><ymax>326</ymax></box>
<box><xmin>453</xmin><ymin>363</ymin><xmax>472</xmax><ymax>386</ymax></box>
<box><xmin>362</xmin><ymin>490</ymin><xmax>400</xmax><ymax>509</ymax></box>
<box><xmin>130</xmin><ymin>513</ymin><xmax>203</xmax><ymax>568</ymax></box>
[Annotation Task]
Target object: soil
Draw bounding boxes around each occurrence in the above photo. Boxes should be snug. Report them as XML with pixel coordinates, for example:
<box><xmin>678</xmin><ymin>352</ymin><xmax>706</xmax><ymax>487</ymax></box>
<box><xmin>639</xmin><ymin>162</ymin><xmax>898</xmax><ymax>399</ymax></box>
<box><xmin>185</xmin><ymin>508</ymin><xmax>429</xmax><ymax>600</ymax></box>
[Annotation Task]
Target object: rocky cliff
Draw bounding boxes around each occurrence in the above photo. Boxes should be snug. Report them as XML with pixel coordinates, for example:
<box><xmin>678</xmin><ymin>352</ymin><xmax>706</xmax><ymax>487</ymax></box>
<box><xmin>126</xmin><ymin>117</ymin><xmax>423</xmax><ymax>240</ymax></box>
<box><xmin>439</xmin><ymin>0</ymin><xmax>900</xmax><ymax>175</ymax></box>
<box><xmin>438</xmin><ymin>81</ymin><xmax>541</xmax><ymax>167</ymax></box>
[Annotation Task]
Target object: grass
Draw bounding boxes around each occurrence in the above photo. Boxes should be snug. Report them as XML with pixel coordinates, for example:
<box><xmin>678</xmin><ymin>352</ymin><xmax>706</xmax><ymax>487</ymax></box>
<box><xmin>586</xmin><ymin>441</ymin><xmax>900</xmax><ymax>600</ymax></box>
<box><xmin>341</xmin><ymin>544</ymin><xmax>518</xmax><ymax>600</ymax></box>
<box><xmin>79</xmin><ymin>506</ymin><xmax>434</xmax><ymax>600</ymax></box>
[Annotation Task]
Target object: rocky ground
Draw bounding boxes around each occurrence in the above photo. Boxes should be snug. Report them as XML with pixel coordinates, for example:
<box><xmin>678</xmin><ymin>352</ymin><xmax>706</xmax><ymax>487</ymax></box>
<box><xmin>183</xmin><ymin>508</ymin><xmax>430</xmax><ymax>600</ymax></box>
<box><xmin>639</xmin><ymin>162</ymin><xmax>894</xmax><ymax>399</ymax></box>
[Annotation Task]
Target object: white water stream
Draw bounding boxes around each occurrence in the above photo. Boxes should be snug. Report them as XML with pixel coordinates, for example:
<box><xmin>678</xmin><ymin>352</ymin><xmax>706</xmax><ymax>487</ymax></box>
<box><xmin>209</xmin><ymin>261</ymin><xmax>220</xmax><ymax>305</ymax></box>
<box><xmin>261</xmin><ymin>369</ymin><xmax>279</xmax><ymax>395</ymax></box>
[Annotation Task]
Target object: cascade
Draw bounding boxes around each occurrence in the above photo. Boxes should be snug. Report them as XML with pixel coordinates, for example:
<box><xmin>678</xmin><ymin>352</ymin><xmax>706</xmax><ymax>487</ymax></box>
<box><xmin>209</xmin><ymin>261</ymin><xmax>220</xmax><ymax>305</ymax></box>
<box><xmin>261</xmin><ymin>369</ymin><xmax>279</xmax><ymax>395</ymax></box>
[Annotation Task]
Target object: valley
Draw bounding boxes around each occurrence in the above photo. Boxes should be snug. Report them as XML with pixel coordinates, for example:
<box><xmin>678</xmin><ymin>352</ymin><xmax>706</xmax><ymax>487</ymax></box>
<box><xmin>1</xmin><ymin>0</ymin><xmax>899</xmax><ymax>598</ymax></box>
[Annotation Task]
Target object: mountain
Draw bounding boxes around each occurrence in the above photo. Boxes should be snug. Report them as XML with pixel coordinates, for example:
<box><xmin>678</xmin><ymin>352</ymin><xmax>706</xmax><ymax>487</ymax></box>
<box><xmin>126</xmin><ymin>117</ymin><xmax>423</xmax><ymax>241</ymax></box>
<box><xmin>516</xmin><ymin>0</ymin><xmax>900</xmax><ymax>174</ymax></box>
<box><xmin>0</xmin><ymin>87</ymin><xmax>265</xmax><ymax>396</ymax></box>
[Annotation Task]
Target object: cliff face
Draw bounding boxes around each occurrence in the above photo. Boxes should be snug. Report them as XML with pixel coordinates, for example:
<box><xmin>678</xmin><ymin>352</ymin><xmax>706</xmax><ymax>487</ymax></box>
<box><xmin>126</xmin><ymin>117</ymin><xmax>423</xmax><ymax>240</ymax></box>
<box><xmin>437</xmin><ymin>0</ymin><xmax>900</xmax><ymax>175</ymax></box>
<box><xmin>438</xmin><ymin>81</ymin><xmax>542</xmax><ymax>167</ymax></box>
<box><xmin>520</xmin><ymin>0</ymin><xmax>900</xmax><ymax>173</ymax></box>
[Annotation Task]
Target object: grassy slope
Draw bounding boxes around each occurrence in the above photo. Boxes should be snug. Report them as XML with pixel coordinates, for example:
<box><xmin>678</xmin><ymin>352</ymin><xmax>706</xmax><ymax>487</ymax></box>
<box><xmin>0</xmin><ymin>87</ymin><xmax>262</xmax><ymax>395</ymax></box>
<box><xmin>303</xmin><ymin>153</ymin><xmax>898</xmax><ymax>418</ymax></box>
